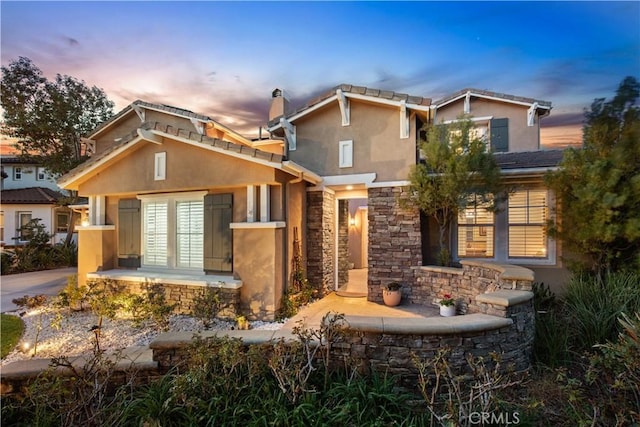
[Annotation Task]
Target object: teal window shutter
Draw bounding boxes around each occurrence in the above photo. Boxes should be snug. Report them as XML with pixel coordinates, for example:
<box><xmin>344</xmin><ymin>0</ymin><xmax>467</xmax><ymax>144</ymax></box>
<box><xmin>204</xmin><ymin>194</ymin><xmax>233</xmax><ymax>272</ymax></box>
<box><xmin>118</xmin><ymin>198</ymin><xmax>141</xmax><ymax>268</ymax></box>
<box><xmin>490</xmin><ymin>118</ymin><xmax>509</xmax><ymax>152</ymax></box>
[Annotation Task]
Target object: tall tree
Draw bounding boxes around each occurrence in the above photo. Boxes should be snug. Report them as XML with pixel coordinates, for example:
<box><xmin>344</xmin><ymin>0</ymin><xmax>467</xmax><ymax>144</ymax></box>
<box><xmin>1</xmin><ymin>57</ymin><xmax>115</xmax><ymax>243</ymax></box>
<box><xmin>1</xmin><ymin>56</ymin><xmax>114</xmax><ymax>176</ymax></box>
<box><xmin>545</xmin><ymin>76</ymin><xmax>640</xmax><ymax>275</ymax></box>
<box><xmin>405</xmin><ymin>116</ymin><xmax>504</xmax><ymax>265</ymax></box>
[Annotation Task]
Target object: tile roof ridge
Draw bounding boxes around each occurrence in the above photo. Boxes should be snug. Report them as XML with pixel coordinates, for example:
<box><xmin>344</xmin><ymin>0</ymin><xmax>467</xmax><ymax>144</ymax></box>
<box><xmin>436</xmin><ymin>88</ymin><xmax>552</xmax><ymax>107</ymax></box>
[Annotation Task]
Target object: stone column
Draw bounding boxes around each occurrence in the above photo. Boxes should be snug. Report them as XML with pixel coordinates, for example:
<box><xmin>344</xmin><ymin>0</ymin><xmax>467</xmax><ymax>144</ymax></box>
<box><xmin>337</xmin><ymin>199</ymin><xmax>350</xmax><ymax>287</ymax></box>
<box><xmin>367</xmin><ymin>186</ymin><xmax>422</xmax><ymax>303</ymax></box>
<box><xmin>307</xmin><ymin>189</ymin><xmax>335</xmax><ymax>295</ymax></box>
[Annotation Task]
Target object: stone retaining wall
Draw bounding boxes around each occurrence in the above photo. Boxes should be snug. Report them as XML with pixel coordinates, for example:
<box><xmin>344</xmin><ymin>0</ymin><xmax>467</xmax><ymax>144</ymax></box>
<box><xmin>87</xmin><ymin>279</ymin><xmax>241</xmax><ymax>320</ymax></box>
<box><xmin>412</xmin><ymin>260</ymin><xmax>534</xmax><ymax>313</ymax></box>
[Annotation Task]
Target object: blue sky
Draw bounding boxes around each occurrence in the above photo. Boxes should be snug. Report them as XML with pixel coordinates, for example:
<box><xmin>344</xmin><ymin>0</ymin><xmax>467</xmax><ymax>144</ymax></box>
<box><xmin>1</xmin><ymin>1</ymin><xmax>639</xmax><ymax>147</ymax></box>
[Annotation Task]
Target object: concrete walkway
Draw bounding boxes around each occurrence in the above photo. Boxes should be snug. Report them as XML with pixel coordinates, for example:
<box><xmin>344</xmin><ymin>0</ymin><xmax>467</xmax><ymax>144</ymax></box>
<box><xmin>0</xmin><ymin>267</ymin><xmax>77</xmax><ymax>313</ymax></box>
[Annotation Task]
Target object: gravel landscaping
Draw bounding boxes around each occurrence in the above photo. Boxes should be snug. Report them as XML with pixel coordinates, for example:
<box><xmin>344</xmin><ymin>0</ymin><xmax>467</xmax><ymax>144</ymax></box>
<box><xmin>1</xmin><ymin>300</ymin><xmax>285</xmax><ymax>366</ymax></box>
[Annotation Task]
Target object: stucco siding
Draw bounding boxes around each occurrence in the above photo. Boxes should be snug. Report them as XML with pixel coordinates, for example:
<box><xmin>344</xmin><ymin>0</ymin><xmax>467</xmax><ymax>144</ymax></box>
<box><xmin>436</xmin><ymin>98</ymin><xmax>540</xmax><ymax>152</ymax></box>
<box><xmin>290</xmin><ymin>101</ymin><xmax>416</xmax><ymax>181</ymax></box>
<box><xmin>76</xmin><ymin>138</ymin><xmax>278</xmax><ymax>196</ymax></box>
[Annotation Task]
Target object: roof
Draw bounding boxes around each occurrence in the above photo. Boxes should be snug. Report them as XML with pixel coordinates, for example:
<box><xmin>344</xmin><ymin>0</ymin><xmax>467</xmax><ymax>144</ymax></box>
<box><xmin>435</xmin><ymin>88</ymin><xmax>552</xmax><ymax>110</ymax></box>
<box><xmin>0</xmin><ymin>156</ymin><xmax>36</xmax><ymax>165</ymax></box>
<box><xmin>87</xmin><ymin>100</ymin><xmax>252</xmax><ymax>146</ymax></box>
<box><xmin>58</xmin><ymin>121</ymin><xmax>321</xmax><ymax>188</ymax></box>
<box><xmin>494</xmin><ymin>149</ymin><xmax>565</xmax><ymax>170</ymax></box>
<box><xmin>268</xmin><ymin>83</ymin><xmax>432</xmax><ymax>128</ymax></box>
<box><xmin>0</xmin><ymin>187</ymin><xmax>66</xmax><ymax>204</ymax></box>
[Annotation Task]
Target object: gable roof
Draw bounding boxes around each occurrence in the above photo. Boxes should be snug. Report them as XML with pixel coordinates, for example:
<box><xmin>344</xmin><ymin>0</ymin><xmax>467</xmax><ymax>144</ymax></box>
<box><xmin>87</xmin><ymin>100</ymin><xmax>253</xmax><ymax>147</ymax></box>
<box><xmin>58</xmin><ymin>120</ymin><xmax>321</xmax><ymax>189</ymax></box>
<box><xmin>268</xmin><ymin>83</ymin><xmax>432</xmax><ymax>129</ymax></box>
<box><xmin>435</xmin><ymin>88</ymin><xmax>552</xmax><ymax>111</ymax></box>
<box><xmin>0</xmin><ymin>187</ymin><xmax>65</xmax><ymax>204</ymax></box>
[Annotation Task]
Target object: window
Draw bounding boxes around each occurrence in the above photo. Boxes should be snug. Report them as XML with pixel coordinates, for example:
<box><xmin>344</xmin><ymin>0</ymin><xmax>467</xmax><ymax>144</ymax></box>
<box><xmin>176</xmin><ymin>200</ymin><xmax>204</xmax><ymax>269</ymax></box>
<box><xmin>142</xmin><ymin>201</ymin><xmax>169</xmax><ymax>266</ymax></box>
<box><xmin>0</xmin><ymin>211</ymin><xmax>4</xmax><ymax>242</ymax></box>
<box><xmin>457</xmin><ymin>200</ymin><xmax>494</xmax><ymax>258</ymax></box>
<box><xmin>339</xmin><ymin>140</ymin><xmax>353</xmax><ymax>168</ymax></box>
<box><xmin>139</xmin><ymin>191</ymin><xmax>207</xmax><ymax>270</ymax></box>
<box><xmin>508</xmin><ymin>189</ymin><xmax>548</xmax><ymax>258</ymax></box>
<box><xmin>56</xmin><ymin>211</ymin><xmax>70</xmax><ymax>233</ymax></box>
<box><xmin>13</xmin><ymin>167</ymin><xmax>22</xmax><ymax>180</ymax></box>
<box><xmin>37</xmin><ymin>167</ymin><xmax>47</xmax><ymax>181</ymax></box>
<box><xmin>154</xmin><ymin>152</ymin><xmax>166</xmax><ymax>181</ymax></box>
<box><xmin>17</xmin><ymin>212</ymin><xmax>32</xmax><ymax>241</ymax></box>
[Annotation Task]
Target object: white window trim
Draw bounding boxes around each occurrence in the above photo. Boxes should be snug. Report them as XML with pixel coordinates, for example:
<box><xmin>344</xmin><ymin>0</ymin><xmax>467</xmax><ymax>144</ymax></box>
<box><xmin>13</xmin><ymin>167</ymin><xmax>22</xmax><ymax>180</ymax></box>
<box><xmin>36</xmin><ymin>167</ymin><xmax>47</xmax><ymax>181</ymax></box>
<box><xmin>339</xmin><ymin>140</ymin><xmax>353</xmax><ymax>168</ymax></box>
<box><xmin>137</xmin><ymin>191</ymin><xmax>207</xmax><ymax>272</ymax></box>
<box><xmin>154</xmin><ymin>152</ymin><xmax>166</xmax><ymax>181</ymax></box>
<box><xmin>17</xmin><ymin>211</ymin><xmax>32</xmax><ymax>242</ymax></box>
<box><xmin>453</xmin><ymin>189</ymin><xmax>557</xmax><ymax>266</ymax></box>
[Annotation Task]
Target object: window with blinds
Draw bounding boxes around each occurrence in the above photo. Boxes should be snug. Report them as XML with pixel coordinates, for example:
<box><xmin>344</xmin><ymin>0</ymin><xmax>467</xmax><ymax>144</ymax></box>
<box><xmin>457</xmin><ymin>202</ymin><xmax>494</xmax><ymax>258</ymax></box>
<box><xmin>508</xmin><ymin>189</ymin><xmax>547</xmax><ymax>258</ymax></box>
<box><xmin>176</xmin><ymin>200</ymin><xmax>204</xmax><ymax>269</ymax></box>
<box><xmin>143</xmin><ymin>201</ymin><xmax>168</xmax><ymax>266</ymax></box>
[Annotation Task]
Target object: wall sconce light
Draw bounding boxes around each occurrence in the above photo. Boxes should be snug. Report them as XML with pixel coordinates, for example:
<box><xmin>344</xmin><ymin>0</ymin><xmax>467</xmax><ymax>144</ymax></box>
<box><xmin>349</xmin><ymin>217</ymin><xmax>356</xmax><ymax>227</ymax></box>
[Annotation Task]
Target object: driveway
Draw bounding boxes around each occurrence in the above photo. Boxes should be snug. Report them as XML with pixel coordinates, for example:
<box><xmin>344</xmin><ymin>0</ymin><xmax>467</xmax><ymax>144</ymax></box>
<box><xmin>1</xmin><ymin>267</ymin><xmax>77</xmax><ymax>313</ymax></box>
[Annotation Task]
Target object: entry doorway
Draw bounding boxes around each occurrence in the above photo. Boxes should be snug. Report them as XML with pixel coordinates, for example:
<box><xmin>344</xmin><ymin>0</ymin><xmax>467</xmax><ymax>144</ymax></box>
<box><xmin>337</xmin><ymin>197</ymin><xmax>368</xmax><ymax>296</ymax></box>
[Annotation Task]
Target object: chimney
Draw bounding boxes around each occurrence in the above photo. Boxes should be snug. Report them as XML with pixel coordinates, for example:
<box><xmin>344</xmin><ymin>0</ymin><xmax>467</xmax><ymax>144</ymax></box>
<box><xmin>269</xmin><ymin>88</ymin><xmax>290</xmax><ymax>122</ymax></box>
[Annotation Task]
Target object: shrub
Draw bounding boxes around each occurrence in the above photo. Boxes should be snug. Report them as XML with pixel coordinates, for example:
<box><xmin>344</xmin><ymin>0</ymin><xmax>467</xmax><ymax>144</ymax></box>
<box><xmin>532</xmin><ymin>282</ymin><xmax>571</xmax><ymax>367</ymax></box>
<box><xmin>564</xmin><ymin>271</ymin><xmax>640</xmax><ymax>352</ymax></box>
<box><xmin>192</xmin><ymin>285</ymin><xmax>221</xmax><ymax>329</ymax></box>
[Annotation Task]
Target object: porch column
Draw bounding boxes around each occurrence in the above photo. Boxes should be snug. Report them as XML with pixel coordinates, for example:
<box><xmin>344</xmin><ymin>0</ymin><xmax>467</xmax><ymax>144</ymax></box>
<box><xmin>367</xmin><ymin>186</ymin><xmax>422</xmax><ymax>303</ymax></box>
<box><xmin>306</xmin><ymin>188</ymin><xmax>335</xmax><ymax>295</ymax></box>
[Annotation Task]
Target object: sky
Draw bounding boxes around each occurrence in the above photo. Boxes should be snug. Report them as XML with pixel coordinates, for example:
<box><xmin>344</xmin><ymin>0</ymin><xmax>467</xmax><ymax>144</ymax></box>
<box><xmin>1</xmin><ymin>1</ymin><xmax>639</xmax><ymax>150</ymax></box>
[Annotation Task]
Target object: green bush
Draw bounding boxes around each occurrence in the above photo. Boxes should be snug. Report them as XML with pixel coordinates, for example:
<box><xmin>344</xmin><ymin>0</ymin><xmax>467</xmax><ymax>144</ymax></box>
<box><xmin>532</xmin><ymin>282</ymin><xmax>571</xmax><ymax>367</ymax></box>
<box><xmin>0</xmin><ymin>219</ymin><xmax>78</xmax><ymax>275</ymax></box>
<box><xmin>564</xmin><ymin>271</ymin><xmax>640</xmax><ymax>352</ymax></box>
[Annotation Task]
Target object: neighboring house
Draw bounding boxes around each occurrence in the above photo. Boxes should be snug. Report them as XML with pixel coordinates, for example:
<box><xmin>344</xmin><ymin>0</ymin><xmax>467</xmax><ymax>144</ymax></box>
<box><xmin>57</xmin><ymin>100</ymin><xmax>320</xmax><ymax>320</ymax></box>
<box><xmin>60</xmin><ymin>86</ymin><xmax>570</xmax><ymax>321</ymax></box>
<box><xmin>1</xmin><ymin>157</ymin><xmax>73</xmax><ymax>246</ymax></box>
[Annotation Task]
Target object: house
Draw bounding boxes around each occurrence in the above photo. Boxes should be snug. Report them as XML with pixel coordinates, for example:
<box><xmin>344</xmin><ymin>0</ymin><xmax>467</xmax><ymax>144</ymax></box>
<box><xmin>59</xmin><ymin>85</ymin><xmax>570</xmax><ymax>321</ymax></box>
<box><xmin>1</xmin><ymin>156</ymin><xmax>73</xmax><ymax>246</ymax></box>
<box><xmin>57</xmin><ymin>100</ymin><xmax>320</xmax><ymax>320</ymax></box>
<box><xmin>267</xmin><ymin>85</ymin><xmax>569</xmax><ymax>297</ymax></box>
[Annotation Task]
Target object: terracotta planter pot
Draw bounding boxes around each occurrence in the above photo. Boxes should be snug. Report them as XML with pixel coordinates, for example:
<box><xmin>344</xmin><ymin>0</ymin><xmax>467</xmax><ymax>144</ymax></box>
<box><xmin>440</xmin><ymin>305</ymin><xmax>456</xmax><ymax>317</ymax></box>
<box><xmin>383</xmin><ymin>289</ymin><xmax>402</xmax><ymax>306</ymax></box>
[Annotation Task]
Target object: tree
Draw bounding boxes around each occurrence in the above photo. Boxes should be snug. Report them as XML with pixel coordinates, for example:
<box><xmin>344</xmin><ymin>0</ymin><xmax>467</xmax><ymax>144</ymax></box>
<box><xmin>405</xmin><ymin>116</ymin><xmax>504</xmax><ymax>265</ymax></box>
<box><xmin>1</xmin><ymin>57</ymin><xmax>114</xmax><ymax>176</ymax></box>
<box><xmin>1</xmin><ymin>57</ymin><xmax>115</xmax><ymax>243</ymax></box>
<box><xmin>545</xmin><ymin>76</ymin><xmax>640</xmax><ymax>276</ymax></box>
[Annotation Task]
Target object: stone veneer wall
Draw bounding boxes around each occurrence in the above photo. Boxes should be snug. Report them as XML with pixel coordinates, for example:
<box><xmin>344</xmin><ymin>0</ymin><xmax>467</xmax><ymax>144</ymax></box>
<box><xmin>87</xmin><ymin>279</ymin><xmax>241</xmax><ymax>320</ymax></box>
<box><xmin>307</xmin><ymin>190</ymin><xmax>335</xmax><ymax>295</ymax></box>
<box><xmin>337</xmin><ymin>199</ymin><xmax>350</xmax><ymax>287</ymax></box>
<box><xmin>412</xmin><ymin>260</ymin><xmax>534</xmax><ymax>311</ymax></box>
<box><xmin>367</xmin><ymin>186</ymin><xmax>422</xmax><ymax>302</ymax></box>
<box><xmin>331</xmin><ymin>309</ymin><xmax>533</xmax><ymax>390</ymax></box>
